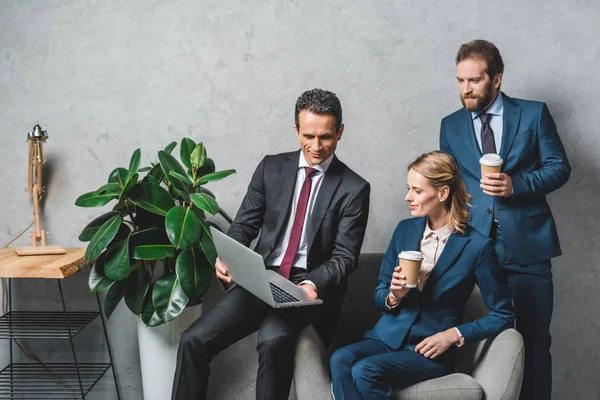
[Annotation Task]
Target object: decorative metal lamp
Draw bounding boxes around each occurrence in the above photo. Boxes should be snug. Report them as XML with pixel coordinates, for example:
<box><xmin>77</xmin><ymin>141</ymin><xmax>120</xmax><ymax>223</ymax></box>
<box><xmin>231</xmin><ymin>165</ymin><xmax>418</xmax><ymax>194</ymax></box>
<box><xmin>15</xmin><ymin>124</ymin><xmax>66</xmax><ymax>256</ymax></box>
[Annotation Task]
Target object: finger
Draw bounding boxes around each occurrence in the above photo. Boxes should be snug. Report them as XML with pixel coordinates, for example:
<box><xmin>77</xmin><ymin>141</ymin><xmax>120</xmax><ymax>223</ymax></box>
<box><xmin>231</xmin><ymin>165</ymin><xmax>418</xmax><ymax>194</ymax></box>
<box><xmin>484</xmin><ymin>173</ymin><xmax>503</xmax><ymax>180</ymax></box>
<box><xmin>415</xmin><ymin>340</ymin><xmax>426</xmax><ymax>352</ymax></box>
<box><xmin>424</xmin><ymin>347</ymin><xmax>437</xmax><ymax>358</ymax></box>
<box><xmin>394</xmin><ymin>266</ymin><xmax>402</xmax><ymax>272</ymax></box>
<box><xmin>419</xmin><ymin>342</ymin><xmax>433</xmax><ymax>355</ymax></box>
<box><xmin>480</xmin><ymin>179</ymin><xmax>503</xmax><ymax>187</ymax></box>
<box><xmin>481</xmin><ymin>184</ymin><xmax>504</xmax><ymax>192</ymax></box>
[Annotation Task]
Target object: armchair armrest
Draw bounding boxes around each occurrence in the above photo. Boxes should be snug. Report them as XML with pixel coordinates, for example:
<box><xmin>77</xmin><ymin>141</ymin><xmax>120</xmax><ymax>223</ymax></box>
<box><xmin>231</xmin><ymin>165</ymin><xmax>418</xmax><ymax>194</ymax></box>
<box><xmin>463</xmin><ymin>328</ymin><xmax>524</xmax><ymax>400</ymax></box>
<box><xmin>293</xmin><ymin>325</ymin><xmax>333</xmax><ymax>400</ymax></box>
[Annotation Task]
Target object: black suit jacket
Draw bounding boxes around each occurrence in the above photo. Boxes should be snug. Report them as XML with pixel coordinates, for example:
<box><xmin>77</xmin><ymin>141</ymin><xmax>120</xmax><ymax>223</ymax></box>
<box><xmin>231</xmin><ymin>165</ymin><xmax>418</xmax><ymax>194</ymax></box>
<box><xmin>228</xmin><ymin>150</ymin><xmax>370</xmax><ymax>300</ymax></box>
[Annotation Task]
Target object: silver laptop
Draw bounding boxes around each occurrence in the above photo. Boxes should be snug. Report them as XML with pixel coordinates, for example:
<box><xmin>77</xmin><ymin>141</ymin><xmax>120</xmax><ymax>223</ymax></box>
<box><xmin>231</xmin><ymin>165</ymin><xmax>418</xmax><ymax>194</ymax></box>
<box><xmin>210</xmin><ymin>227</ymin><xmax>323</xmax><ymax>308</ymax></box>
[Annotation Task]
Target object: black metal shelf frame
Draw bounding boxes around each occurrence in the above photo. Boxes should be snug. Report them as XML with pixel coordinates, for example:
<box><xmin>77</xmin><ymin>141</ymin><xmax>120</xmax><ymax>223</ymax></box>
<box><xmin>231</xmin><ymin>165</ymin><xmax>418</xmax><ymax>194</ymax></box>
<box><xmin>0</xmin><ymin>363</ymin><xmax>111</xmax><ymax>399</ymax></box>
<box><xmin>1</xmin><ymin>279</ymin><xmax>121</xmax><ymax>399</ymax></box>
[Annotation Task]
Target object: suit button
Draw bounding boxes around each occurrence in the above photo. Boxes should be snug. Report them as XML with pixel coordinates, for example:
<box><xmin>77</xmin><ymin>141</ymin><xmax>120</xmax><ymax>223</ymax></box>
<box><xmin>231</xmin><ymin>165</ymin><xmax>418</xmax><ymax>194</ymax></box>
<box><xmin>487</xmin><ymin>208</ymin><xmax>492</xmax><ymax>214</ymax></box>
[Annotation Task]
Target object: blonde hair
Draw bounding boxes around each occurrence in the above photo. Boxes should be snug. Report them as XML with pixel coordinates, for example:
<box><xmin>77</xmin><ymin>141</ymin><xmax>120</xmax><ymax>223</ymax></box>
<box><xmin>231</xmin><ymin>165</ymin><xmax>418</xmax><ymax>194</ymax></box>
<box><xmin>408</xmin><ymin>151</ymin><xmax>471</xmax><ymax>235</ymax></box>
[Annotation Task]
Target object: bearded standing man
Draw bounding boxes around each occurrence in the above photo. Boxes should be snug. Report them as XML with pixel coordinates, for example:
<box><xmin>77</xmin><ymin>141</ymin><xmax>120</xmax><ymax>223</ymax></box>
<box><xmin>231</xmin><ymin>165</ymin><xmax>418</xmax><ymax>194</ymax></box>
<box><xmin>440</xmin><ymin>40</ymin><xmax>571</xmax><ymax>400</ymax></box>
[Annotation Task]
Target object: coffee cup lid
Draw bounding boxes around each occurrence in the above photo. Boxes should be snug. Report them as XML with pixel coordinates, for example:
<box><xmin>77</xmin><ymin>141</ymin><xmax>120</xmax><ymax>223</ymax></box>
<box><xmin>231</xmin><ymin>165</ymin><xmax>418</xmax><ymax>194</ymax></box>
<box><xmin>479</xmin><ymin>153</ymin><xmax>503</xmax><ymax>166</ymax></box>
<box><xmin>398</xmin><ymin>251</ymin><xmax>423</xmax><ymax>261</ymax></box>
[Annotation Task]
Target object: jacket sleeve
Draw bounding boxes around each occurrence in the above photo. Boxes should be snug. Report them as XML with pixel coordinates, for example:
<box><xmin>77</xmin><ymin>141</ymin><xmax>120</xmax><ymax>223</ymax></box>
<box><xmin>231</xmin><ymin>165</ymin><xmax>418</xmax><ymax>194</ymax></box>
<box><xmin>511</xmin><ymin>103</ymin><xmax>571</xmax><ymax>198</ymax></box>
<box><xmin>227</xmin><ymin>156</ymin><xmax>267</xmax><ymax>247</ymax></box>
<box><xmin>456</xmin><ymin>238</ymin><xmax>515</xmax><ymax>344</ymax></box>
<box><xmin>305</xmin><ymin>181</ymin><xmax>370</xmax><ymax>298</ymax></box>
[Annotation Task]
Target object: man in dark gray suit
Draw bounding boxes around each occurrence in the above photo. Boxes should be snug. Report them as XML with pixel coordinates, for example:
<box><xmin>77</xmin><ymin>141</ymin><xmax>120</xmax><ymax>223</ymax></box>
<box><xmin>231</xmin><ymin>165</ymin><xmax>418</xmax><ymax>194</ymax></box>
<box><xmin>172</xmin><ymin>89</ymin><xmax>370</xmax><ymax>400</ymax></box>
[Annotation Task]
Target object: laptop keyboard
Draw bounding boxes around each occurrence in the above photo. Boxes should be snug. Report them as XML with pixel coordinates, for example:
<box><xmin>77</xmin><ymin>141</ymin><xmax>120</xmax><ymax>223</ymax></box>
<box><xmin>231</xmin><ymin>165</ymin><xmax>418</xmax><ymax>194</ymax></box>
<box><xmin>270</xmin><ymin>283</ymin><xmax>300</xmax><ymax>304</ymax></box>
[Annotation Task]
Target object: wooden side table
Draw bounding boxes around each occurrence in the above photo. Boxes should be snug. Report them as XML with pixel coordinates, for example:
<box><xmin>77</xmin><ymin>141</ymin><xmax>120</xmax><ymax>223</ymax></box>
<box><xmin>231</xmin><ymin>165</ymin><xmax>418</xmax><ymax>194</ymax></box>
<box><xmin>0</xmin><ymin>248</ymin><xmax>121</xmax><ymax>399</ymax></box>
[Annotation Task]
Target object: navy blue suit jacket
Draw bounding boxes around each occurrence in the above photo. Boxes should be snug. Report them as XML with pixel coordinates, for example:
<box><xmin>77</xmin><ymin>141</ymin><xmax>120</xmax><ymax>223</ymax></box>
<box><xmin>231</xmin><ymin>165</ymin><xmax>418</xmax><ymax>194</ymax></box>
<box><xmin>364</xmin><ymin>217</ymin><xmax>514</xmax><ymax>361</ymax></box>
<box><xmin>440</xmin><ymin>93</ymin><xmax>571</xmax><ymax>265</ymax></box>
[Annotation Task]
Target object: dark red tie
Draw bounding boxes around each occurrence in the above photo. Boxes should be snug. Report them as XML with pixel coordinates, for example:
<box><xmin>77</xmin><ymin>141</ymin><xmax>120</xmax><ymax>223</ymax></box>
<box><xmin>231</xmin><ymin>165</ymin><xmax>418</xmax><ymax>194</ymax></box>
<box><xmin>279</xmin><ymin>167</ymin><xmax>318</xmax><ymax>279</ymax></box>
<box><xmin>480</xmin><ymin>113</ymin><xmax>497</xmax><ymax>154</ymax></box>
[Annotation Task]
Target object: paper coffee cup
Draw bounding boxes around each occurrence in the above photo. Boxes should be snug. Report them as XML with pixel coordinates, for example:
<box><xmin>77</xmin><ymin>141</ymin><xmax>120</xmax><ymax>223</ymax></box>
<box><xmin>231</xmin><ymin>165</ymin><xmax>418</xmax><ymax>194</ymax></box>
<box><xmin>479</xmin><ymin>153</ymin><xmax>503</xmax><ymax>177</ymax></box>
<box><xmin>398</xmin><ymin>251</ymin><xmax>423</xmax><ymax>289</ymax></box>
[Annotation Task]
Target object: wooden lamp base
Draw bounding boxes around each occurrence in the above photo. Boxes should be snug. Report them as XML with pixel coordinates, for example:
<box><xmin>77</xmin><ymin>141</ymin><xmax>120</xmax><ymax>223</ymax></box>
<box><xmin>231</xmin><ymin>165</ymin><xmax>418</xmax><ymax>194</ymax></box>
<box><xmin>15</xmin><ymin>245</ymin><xmax>67</xmax><ymax>256</ymax></box>
<box><xmin>14</xmin><ymin>229</ymin><xmax>66</xmax><ymax>256</ymax></box>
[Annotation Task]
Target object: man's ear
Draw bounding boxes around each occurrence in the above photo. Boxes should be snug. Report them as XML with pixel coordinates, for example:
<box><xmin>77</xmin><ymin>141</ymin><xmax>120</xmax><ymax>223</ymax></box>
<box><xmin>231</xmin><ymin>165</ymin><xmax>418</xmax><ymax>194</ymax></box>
<box><xmin>337</xmin><ymin>124</ymin><xmax>345</xmax><ymax>140</ymax></box>
<box><xmin>493</xmin><ymin>73</ymin><xmax>503</xmax><ymax>90</ymax></box>
<box><xmin>294</xmin><ymin>124</ymin><xmax>299</xmax><ymax>138</ymax></box>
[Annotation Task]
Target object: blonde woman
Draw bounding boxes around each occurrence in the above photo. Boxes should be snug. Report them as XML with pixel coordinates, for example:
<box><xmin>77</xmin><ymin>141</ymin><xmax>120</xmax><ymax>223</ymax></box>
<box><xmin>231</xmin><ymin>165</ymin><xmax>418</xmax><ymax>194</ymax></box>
<box><xmin>330</xmin><ymin>151</ymin><xmax>514</xmax><ymax>399</ymax></box>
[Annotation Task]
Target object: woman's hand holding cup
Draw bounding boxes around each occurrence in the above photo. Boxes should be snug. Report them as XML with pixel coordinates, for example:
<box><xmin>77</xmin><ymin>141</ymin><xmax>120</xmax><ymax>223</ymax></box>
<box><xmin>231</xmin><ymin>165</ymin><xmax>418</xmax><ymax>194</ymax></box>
<box><xmin>388</xmin><ymin>266</ymin><xmax>410</xmax><ymax>306</ymax></box>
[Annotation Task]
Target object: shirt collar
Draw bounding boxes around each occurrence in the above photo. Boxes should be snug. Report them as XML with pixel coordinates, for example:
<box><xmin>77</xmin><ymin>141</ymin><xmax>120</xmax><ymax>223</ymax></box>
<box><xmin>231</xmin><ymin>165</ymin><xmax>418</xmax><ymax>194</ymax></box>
<box><xmin>423</xmin><ymin>219</ymin><xmax>453</xmax><ymax>241</ymax></box>
<box><xmin>471</xmin><ymin>91</ymin><xmax>504</xmax><ymax>120</ymax></box>
<box><xmin>298</xmin><ymin>153</ymin><xmax>334</xmax><ymax>174</ymax></box>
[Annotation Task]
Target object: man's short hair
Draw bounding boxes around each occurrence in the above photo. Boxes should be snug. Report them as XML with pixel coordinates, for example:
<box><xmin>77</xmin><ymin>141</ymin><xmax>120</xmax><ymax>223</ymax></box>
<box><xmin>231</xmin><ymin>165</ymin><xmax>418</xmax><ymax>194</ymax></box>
<box><xmin>295</xmin><ymin>89</ymin><xmax>343</xmax><ymax>132</ymax></box>
<box><xmin>456</xmin><ymin>40</ymin><xmax>505</xmax><ymax>79</ymax></box>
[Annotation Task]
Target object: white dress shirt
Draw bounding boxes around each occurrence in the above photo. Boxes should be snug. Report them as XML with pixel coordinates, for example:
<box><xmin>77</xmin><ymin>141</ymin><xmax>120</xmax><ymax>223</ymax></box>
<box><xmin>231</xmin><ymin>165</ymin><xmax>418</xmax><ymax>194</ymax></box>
<box><xmin>471</xmin><ymin>92</ymin><xmax>504</xmax><ymax>154</ymax></box>
<box><xmin>265</xmin><ymin>153</ymin><xmax>333</xmax><ymax>270</ymax></box>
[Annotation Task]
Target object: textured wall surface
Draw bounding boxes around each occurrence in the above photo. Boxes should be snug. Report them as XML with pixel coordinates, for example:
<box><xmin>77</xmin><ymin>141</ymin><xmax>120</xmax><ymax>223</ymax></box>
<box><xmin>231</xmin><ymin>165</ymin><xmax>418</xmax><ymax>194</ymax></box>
<box><xmin>1</xmin><ymin>1</ymin><xmax>598</xmax><ymax>399</ymax></box>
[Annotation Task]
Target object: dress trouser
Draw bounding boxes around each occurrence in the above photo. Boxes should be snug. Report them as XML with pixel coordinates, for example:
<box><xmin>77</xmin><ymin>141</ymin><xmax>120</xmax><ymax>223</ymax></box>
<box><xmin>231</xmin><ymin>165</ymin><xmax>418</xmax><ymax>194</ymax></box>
<box><xmin>493</xmin><ymin>223</ymin><xmax>553</xmax><ymax>400</ymax></box>
<box><xmin>330</xmin><ymin>339</ymin><xmax>451</xmax><ymax>400</ymax></box>
<box><xmin>171</xmin><ymin>267</ymin><xmax>329</xmax><ymax>400</ymax></box>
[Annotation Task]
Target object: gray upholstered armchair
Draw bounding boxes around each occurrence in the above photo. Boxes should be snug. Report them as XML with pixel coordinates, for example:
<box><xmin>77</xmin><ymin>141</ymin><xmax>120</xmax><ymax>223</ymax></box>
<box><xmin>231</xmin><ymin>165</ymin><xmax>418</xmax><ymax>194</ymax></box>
<box><xmin>293</xmin><ymin>253</ymin><xmax>524</xmax><ymax>400</ymax></box>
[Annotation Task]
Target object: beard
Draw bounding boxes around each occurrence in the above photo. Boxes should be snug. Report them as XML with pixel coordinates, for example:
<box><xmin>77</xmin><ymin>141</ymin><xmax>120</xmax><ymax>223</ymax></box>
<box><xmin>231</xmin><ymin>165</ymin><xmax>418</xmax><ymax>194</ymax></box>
<box><xmin>461</xmin><ymin>81</ymin><xmax>494</xmax><ymax>112</ymax></box>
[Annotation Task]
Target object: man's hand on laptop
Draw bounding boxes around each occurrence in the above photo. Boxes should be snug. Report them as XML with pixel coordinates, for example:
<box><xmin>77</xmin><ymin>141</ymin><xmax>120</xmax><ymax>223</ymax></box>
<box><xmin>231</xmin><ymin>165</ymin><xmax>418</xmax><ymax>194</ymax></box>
<box><xmin>298</xmin><ymin>283</ymin><xmax>318</xmax><ymax>299</ymax></box>
<box><xmin>215</xmin><ymin>258</ymin><xmax>232</xmax><ymax>283</ymax></box>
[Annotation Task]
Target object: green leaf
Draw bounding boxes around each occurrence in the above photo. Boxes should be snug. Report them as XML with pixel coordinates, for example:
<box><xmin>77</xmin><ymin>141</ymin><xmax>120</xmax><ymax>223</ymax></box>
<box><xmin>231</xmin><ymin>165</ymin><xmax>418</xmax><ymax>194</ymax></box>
<box><xmin>199</xmin><ymin>221</ymin><xmax>217</xmax><ymax>266</ymax></box>
<box><xmin>180</xmin><ymin>138</ymin><xmax>196</xmax><ymax>169</ymax></box>
<box><xmin>85</xmin><ymin>215</ymin><xmax>122</xmax><ymax>262</ymax></box>
<box><xmin>176</xmin><ymin>247</ymin><xmax>213</xmax><ymax>300</ymax></box>
<box><xmin>128</xmin><ymin>182</ymin><xmax>174</xmax><ymax>216</ymax></box>
<box><xmin>169</xmin><ymin>171</ymin><xmax>193</xmax><ymax>186</ymax></box>
<box><xmin>164</xmin><ymin>141</ymin><xmax>177</xmax><ymax>154</ymax></box>
<box><xmin>120</xmin><ymin>173</ymin><xmax>139</xmax><ymax>200</ymax></box>
<box><xmin>104</xmin><ymin>281</ymin><xmax>125</xmax><ymax>319</ymax></box>
<box><xmin>197</xmin><ymin>169</ymin><xmax>236</xmax><ymax>185</ymax></box>
<box><xmin>89</xmin><ymin>251</ymin><xmax>114</xmax><ymax>292</ymax></box>
<box><xmin>127</xmin><ymin>148</ymin><xmax>141</xmax><ymax>182</ymax></box>
<box><xmin>153</xmin><ymin>273</ymin><xmax>189</xmax><ymax>323</ymax></box>
<box><xmin>190</xmin><ymin>143</ymin><xmax>206</xmax><ymax>169</ymax></box>
<box><xmin>94</xmin><ymin>182</ymin><xmax>120</xmax><ymax>195</ymax></box>
<box><xmin>190</xmin><ymin>193</ymin><xmax>219</xmax><ymax>215</ymax></box>
<box><xmin>75</xmin><ymin>191</ymin><xmax>118</xmax><ymax>208</ymax></box>
<box><xmin>146</xmin><ymin>163</ymin><xmax>164</xmax><ymax>183</ymax></box>
<box><xmin>135</xmin><ymin>207</ymin><xmax>166</xmax><ymax>230</ymax></box>
<box><xmin>131</xmin><ymin>228</ymin><xmax>175</xmax><ymax>260</ymax></box>
<box><xmin>158</xmin><ymin>150</ymin><xmax>190</xmax><ymax>196</ymax></box>
<box><xmin>197</xmin><ymin>158</ymin><xmax>216</xmax><ymax>177</ymax></box>
<box><xmin>141</xmin><ymin>287</ymin><xmax>163</xmax><ymax>327</ymax></box>
<box><xmin>108</xmin><ymin>167</ymin><xmax>129</xmax><ymax>186</ymax></box>
<box><xmin>79</xmin><ymin>211</ymin><xmax>121</xmax><ymax>242</ymax></box>
<box><xmin>104</xmin><ymin>236</ymin><xmax>132</xmax><ymax>281</ymax></box>
<box><xmin>165</xmin><ymin>206</ymin><xmax>201</xmax><ymax>249</ymax></box>
<box><xmin>138</xmin><ymin>166</ymin><xmax>152</xmax><ymax>173</ymax></box>
<box><xmin>124</xmin><ymin>267</ymin><xmax>150</xmax><ymax>315</ymax></box>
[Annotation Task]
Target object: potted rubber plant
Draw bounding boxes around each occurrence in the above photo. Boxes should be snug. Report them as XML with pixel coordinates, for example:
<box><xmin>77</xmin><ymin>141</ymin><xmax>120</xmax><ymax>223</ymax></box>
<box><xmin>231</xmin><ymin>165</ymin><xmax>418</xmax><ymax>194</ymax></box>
<box><xmin>75</xmin><ymin>137</ymin><xmax>235</xmax><ymax>400</ymax></box>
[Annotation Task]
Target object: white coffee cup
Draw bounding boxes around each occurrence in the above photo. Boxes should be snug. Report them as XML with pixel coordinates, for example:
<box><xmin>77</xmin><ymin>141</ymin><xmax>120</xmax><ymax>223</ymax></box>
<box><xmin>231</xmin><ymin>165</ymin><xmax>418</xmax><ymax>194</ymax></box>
<box><xmin>479</xmin><ymin>153</ymin><xmax>503</xmax><ymax>177</ymax></box>
<box><xmin>398</xmin><ymin>251</ymin><xmax>424</xmax><ymax>289</ymax></box>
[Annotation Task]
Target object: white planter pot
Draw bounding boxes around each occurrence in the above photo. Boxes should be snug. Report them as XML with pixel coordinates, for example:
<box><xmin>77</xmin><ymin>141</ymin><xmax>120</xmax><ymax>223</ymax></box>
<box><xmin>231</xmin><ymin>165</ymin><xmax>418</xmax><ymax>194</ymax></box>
<box><xmin>137</xmin><ymin>305</ymin><xmax>202</xmax><ymax>400</ymax></box>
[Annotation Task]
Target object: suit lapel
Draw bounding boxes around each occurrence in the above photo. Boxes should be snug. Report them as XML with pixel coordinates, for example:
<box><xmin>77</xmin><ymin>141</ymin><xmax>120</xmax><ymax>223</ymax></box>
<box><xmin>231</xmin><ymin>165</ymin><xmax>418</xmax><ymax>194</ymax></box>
<box><xmin>424</xmin><ymin>232</ymin><xmax>470</xmax><ymax>288</ymax></box>
<box><xmin>306</xmin><ymin>156</ymin><xmax>343</xmax><ymax>253</ymax></box>
<box><xmin>499</xmin><ymin>93</ymin><xmax>522</xmax><ymax>161</ymax></box>
<box><xmin>457</xmin><ymin>110</ymin><xmax>482</xmax><ymax>176</ymax></box>
<box><xmin>407</xmin><ymin>217</ymin><xmax>427</xmax><ymax>251</ymax></box>
<box><xmin>273</xmin><ymin>151</ymin><xmax>301</xmax><ymax>241</ymax></box>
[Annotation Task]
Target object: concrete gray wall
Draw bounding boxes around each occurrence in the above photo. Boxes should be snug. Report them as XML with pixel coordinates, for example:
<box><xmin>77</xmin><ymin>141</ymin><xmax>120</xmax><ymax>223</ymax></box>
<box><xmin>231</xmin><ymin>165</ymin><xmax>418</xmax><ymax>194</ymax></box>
<box><xmin>1</xmin><ymin>0</ymin><xmax>598</xmax><ymax>398</ymax></box>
